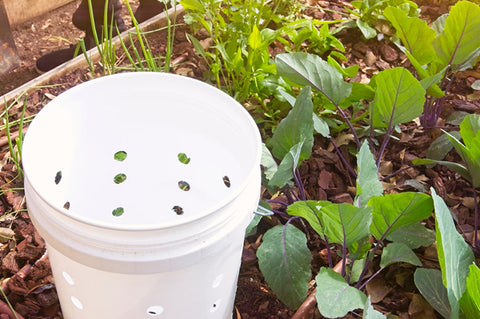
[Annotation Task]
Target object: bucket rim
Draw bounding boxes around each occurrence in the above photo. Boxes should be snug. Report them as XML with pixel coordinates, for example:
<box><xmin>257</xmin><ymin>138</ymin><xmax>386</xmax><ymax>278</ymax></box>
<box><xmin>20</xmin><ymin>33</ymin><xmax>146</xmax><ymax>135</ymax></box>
<box><xmin>23</xmin><ymin>72</ymin><xmax>262</xmax><ymax>231</ymax></box>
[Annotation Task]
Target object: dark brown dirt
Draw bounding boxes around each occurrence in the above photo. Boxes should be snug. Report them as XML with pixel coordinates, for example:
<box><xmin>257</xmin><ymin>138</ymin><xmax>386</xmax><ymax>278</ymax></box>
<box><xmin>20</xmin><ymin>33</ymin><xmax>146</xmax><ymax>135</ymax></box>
<box><xmin>1</xmin><ymin>1</ymin><xmax>480</xmax><ymax>319</ymax></box>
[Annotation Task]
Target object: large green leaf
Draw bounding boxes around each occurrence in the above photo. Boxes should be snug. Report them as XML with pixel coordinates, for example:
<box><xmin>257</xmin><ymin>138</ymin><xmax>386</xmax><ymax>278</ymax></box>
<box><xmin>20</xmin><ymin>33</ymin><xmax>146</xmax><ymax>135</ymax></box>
<box><xmin>257</xmin><ymin>224</ymin><xmax>312</xmax><ymax>310</ymax></box>
<box><xmin>414</xmin><ymin>268</ymin><xmax>451</xmax><ymax>318</ymax></box>
<box><xmin>371</xmin><ymin>67</ymin><xmax>425</xmax><ymax>129</ymax></box>
<box><xmin>269</xmin><ymin>86</ymin><xmax>314</xmax><ymax>161</ymax></box>
<box><xmin>432</xmin><ymin>188</ymin><xmax>475</xmax><ymax>319</ymax></box>
<box><xmin>380</xmin><ymin>242</ymin><xmax>421</xmax><ymax>268</ymax></box>
<box><xmin>368</xmin><ymin>192</ymin><xmax>433</xmax><ymax>240</ymax></box>
<box><xmin>319</xmin><ymin>203</ymin><xmax>372</xmax><ymax>249</ymax></box>
<box><xmin>433</xmin><ymin>1</ymin><xmax>480</xmax><ymax>71</ymax></box>
<box><xmin>316</xmin><ymin>267</ymin><xmax>367</xmax><ymax>318</ymax></box>
<box><xmin>384</xmin><ymin>6</ymin><xmax>436</xmax><ymax>65</ymax></box>
<box><xmin>288</xmin><ymin>201</ymin><xmax>372</xmax><ymax>249</ymax></box>
<box><xmin>459</xmin><ymin>264</ymin><xmax>480</xmax><ymax>319</ymax></box>
<box><xmin>355</xmin><ymin>140</ymin><xmax>383</xmax><ymax>207</ymax></box>
<box><xmin>275</xmin><ymin>52</ymin><xmax>352</xmax><ymax>105</ymax></box>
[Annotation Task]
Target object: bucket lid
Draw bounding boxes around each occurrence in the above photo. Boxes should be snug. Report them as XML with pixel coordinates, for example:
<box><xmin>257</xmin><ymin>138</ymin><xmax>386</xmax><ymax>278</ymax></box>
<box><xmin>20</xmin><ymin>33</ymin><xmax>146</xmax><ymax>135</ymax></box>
<box><xmin>23</xmin><ymin>73</ymin><xmax>262</xmax><ymax>230</ymax></box>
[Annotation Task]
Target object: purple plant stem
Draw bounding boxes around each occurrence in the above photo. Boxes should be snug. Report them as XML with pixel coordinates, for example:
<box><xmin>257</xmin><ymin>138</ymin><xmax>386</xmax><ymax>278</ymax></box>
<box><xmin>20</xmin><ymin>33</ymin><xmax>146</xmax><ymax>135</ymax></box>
<box><xmin>294</xmin><ymin>168</ymin><xmax>307</xmax><ymax>201</ymax></box>
<box><xmin>315</xmin><ymin>87</ymin><xmax>361</xmax><ymax>150</ymax></box>
<box><xmin>376</xmin><ymin>126</ymin><xmax>394</xmax><ymax>167</ymax></box>
<box><xmin>330</xmin><ymin>139</ymin><xmax>357</xmax><ymax>179</ymax></box>
<box><xmin>267</xmin><ymin>199</ymin><xmax>289</xmax><ymax>207</ymax></box>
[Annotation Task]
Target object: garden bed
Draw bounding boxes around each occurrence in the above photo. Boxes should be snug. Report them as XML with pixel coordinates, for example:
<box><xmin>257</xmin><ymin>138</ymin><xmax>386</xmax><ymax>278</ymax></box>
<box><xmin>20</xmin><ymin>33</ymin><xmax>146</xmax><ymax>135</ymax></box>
<box><xmin>1</xmin><ymin>0</ymin><xmax>480</xmax><ymax>318</ymax></box>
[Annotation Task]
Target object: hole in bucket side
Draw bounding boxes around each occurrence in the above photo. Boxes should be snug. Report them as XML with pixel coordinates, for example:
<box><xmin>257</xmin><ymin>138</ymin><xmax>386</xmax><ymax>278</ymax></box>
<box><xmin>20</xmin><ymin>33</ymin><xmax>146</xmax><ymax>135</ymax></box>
<box><xmin>112</xmin><ymin>207</ymin><xmax>124</xmax><ymax>217</ymax></box>
<box><xmin>210</xmin><ymin>300</ymin><xmax>222</xmax><ymax>313</ymax></box>
<box><xmin>62</xmin><ymin>271</ymin><xmax>74</xmax><ymax>285</ymax></box>
<box><xmin>146</xmin><ymin>305</ymin><xmax>164</xmax><ymax>317</ymax></box>
<box><xmin>71</xmin><ymin>296</ymin><xmax>83</xmax><ymax>310</ymax></box>
<box><xmin>114</xmin><ymin>151</ymin><xmax>127</xmax><ymax>161</ymax></box>
<box><xmin>223</xmin><ymin>176</ymin><xmax>231</xmax><ymax>188</ymax></box>
<box><xmin>178</xmin><ymin>181</ymin><xmax>190</xmax><ymax>191</ymax></box>
<box><xmin>177</xmin><ymin>153</ymin><xmax>190</xmax><ymax>164</ymax></box>
<box><xmin>114</xmin><ymin>173</ymin><xmax>127</xmax><ymax>184</ymax></box>
<box><xmin>172</xmin><ymin>205</ymin><xmax>184</xmax><ymax>215</ymax></box>
<box><xmin>63</xmin><ymin>202</ymin><xmax>70</xmax><ymax>210</ymax></box>
<box><xmin>54</xmin><ymin>171</ymin><xmax>62</xmax><ymax>184</ymax></box>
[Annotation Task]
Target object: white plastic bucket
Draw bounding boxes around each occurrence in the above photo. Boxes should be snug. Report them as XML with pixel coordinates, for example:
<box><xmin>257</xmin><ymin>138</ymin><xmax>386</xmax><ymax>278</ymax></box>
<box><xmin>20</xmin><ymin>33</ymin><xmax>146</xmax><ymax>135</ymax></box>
<box><xmin>22</xmin><ymin>72</ymin><xmax>262</xmax><ymax>319</ymax></box>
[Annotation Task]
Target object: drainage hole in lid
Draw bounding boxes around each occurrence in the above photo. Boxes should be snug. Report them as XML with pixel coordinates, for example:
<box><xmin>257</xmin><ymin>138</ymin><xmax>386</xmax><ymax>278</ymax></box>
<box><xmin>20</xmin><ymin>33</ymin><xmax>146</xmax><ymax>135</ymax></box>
<box><xmin>178</xmin><ymin>180</ymin><xmax>190</xmax><ymax>191</ymax></box>
<box><xmin>112</xmin><ymin>207</ymin><xmax>124</xmax><ymax>217</ymax></box>
<box><xmin>114</xmin><ymin>173</ymin><xmax>127</xmax><ymax>184</ymax></box>
<box><xmin>223</xmin><ymin>176</ymin><xmax>231</xmax><ymax>188</ymax></box>
<box><xmin>146</xmin><ymin>305</ymin><xmax>164</xmax><ymax>316</ymax></box>
<box><xmin>63</xmin><ymin>202</ymin><xmax>70</xmax><ymax>210</ymax></box>
<box><xmin>114</xmin><ymin>151</ymin><xmax>127</xmax><ymax>161</ymax></box>
<box><xmin>177</xmin><ymin>153</ymin><xmax>190</xmax><ymax>164</ymax></box>
<box><xmin>54</xmin><ymin>171</ymin><xmax>62</xmax><ymax>184</ymax></box>
<box><xmin>172</xmin><ymin>205</ymin><xmax>184</xmax><ymax>215</ymax></box>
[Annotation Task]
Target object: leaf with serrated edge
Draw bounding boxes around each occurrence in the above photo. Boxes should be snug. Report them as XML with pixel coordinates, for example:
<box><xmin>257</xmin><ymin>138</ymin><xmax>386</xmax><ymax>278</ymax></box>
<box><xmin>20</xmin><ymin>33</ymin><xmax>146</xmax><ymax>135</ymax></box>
<box><xmin>257</xmin><ymin>224</ymin><xmax>311</xmax><ymax>310</ymax></box>
<box><xmin>316</xmin><ymin>267</ymin><xmax>367</xmax><ymax>318</ymax></box>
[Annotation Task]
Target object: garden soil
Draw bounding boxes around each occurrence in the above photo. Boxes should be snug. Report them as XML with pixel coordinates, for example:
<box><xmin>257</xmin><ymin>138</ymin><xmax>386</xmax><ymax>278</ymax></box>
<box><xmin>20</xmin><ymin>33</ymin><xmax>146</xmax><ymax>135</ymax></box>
<box><xmin>1</xmin><ymin>0</ymin><xmax>480</xmax><ymax>318</ymax></box>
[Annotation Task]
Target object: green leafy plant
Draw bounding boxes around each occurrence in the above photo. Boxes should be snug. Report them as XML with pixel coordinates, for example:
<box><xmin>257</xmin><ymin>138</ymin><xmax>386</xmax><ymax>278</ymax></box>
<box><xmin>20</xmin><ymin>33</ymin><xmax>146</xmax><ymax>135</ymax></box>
<box><xmin>181</xmin><ymin>0</ymin><xmax>292</xmax><ymax>102</ymax></box>
<box><xmin>258</xmin><ymin>140</ymin><xmax>435</xmax><ymax>317</ymax></box>
<box><xmin>413</xmin><ymin>113</ymin><xmax>480</xmax><ymax>251</ymax></box>
<box><xmin>346</xmin><ymin>0</ymin><xmax>420</xmax><ymax>39</ymax></box>
<box><xmin>414</xmin><ymin>189</ymin><xmax>479</xmax><ymax>318</ymax></box>
<box><xmin>384</xmin><ymin>0</ymin><xmax>480</xmax><ymax>128</ymax></box>
<box><xmin>274</xmin><ymin>52</ymin><xmax>425</xmax><ymax>169</ymax></box>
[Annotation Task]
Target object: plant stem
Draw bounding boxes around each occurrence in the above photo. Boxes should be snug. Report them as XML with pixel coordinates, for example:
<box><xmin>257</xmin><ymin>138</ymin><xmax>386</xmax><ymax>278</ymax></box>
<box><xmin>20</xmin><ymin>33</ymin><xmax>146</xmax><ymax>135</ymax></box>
<box><xmin>358</xmin><ymin>266</ymin><xmax>384</xmax><ymax>291</ymax></box>
<box><xmin>330</xmin><ymin>139</ymin><xmax>357</xmax><ymax>178</ymax></box>
<box><xmin>376</xmin><ymin>124</ymin><xmax>394</xmax><ymax>167</ymax></box>
<box><xmin>319</xmin><ymin>88</ymin><xmax>360</xmax><ymax>150</ymax></box>
<box><xmin>294</xmin><ymin>168</ymin><xmax>307</xmax><ymax>201</ymax></box>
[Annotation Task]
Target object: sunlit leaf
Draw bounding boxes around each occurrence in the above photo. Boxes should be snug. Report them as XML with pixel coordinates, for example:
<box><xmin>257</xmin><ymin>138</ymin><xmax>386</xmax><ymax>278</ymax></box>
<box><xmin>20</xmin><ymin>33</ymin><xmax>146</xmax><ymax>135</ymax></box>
<box><xmin>316</xmin><ymin>267</ymin><xmax>367</xmax><ymax>317</ymax></box>
<box><xmin>432</xmin><ymin>188</ymin><xmax>474</xmax><ymax>319</ymax></box>
<box><xmin>371</xmin><ymin>67</ymin><xmax>425</xmax><ymax>129</ymax></box>
<box><xmin>276</xmin><ymin>52</ymin><xmax>352</xmax><ymax>105</ymax></box>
